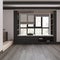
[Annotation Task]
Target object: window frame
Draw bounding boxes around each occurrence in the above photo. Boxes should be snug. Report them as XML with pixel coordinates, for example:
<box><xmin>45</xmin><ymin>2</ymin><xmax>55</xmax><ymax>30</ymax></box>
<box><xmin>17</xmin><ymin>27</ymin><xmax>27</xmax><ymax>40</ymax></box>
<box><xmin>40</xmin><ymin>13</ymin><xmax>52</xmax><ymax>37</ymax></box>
<box><xmin>19</xmin><ymin>14</ymin><xmax>50</xmax><ymax>35</ymax></box>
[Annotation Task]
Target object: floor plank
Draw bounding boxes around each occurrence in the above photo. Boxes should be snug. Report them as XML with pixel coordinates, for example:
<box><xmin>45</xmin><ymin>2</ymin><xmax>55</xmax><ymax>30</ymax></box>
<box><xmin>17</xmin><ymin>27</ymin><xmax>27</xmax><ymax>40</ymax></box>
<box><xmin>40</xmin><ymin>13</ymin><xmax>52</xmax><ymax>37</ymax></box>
<box><xmin>46</xmin><ymin>45</ymin><xmax>60</xmax><ymax>60</ymax></box>
<box><xmin>0</xmin><ymin>45</ymin><xmax>60</xmax><ymax>60</ymax></box>
<box><xmin>41</xmin><ymin>45</ymin><xmax>59</xmax><ymax>60</ymax></box>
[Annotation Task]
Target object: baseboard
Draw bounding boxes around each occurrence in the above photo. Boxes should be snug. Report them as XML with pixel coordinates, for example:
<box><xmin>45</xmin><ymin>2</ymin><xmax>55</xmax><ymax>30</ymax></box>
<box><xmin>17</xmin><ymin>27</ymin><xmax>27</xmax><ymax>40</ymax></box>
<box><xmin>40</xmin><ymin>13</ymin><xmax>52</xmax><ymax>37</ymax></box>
<box><xmin>54</xmin><ymin>42</ymin><xmax>60</xmax><ymax>44</ymax></box>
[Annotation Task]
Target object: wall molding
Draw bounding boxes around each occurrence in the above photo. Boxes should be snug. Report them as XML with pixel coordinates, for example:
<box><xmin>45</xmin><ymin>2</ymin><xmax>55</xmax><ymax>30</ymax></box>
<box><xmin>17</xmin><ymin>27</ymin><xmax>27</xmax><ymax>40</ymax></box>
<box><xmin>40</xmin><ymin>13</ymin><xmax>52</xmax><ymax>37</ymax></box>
<box><xmin>3</xmin><ymin>7</ymin><xmax>60</xmax><ymax>10</ymax></box>
<box><xmin>3</xmin><ymin>1</ymin><xmax>60</xmax><ymax>9</ymax></box>
<box><xmin>3</xmin><ymin>1</ymin><xmax>60</xmax><ymax>5</ymax></box>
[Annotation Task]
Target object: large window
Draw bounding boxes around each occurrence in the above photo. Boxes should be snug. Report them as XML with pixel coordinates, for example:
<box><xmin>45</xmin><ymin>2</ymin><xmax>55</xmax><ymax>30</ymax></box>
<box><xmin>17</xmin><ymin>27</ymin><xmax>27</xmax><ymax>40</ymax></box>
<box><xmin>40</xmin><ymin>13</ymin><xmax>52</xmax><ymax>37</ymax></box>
<box><xmin>19</xmin><ymin>14</ymin><xmax>50</xmax><ymax>36</ymax></box>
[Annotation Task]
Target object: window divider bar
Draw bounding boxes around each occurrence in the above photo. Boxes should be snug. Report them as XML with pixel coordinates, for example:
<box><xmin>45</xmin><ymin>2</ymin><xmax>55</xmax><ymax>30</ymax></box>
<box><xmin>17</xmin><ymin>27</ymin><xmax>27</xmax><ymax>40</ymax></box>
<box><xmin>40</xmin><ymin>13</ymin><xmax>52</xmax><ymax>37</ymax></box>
<box><xmin>34</xmin><ymin>15</ymin><xmax>35</xmax><ymax>34</ymax></box>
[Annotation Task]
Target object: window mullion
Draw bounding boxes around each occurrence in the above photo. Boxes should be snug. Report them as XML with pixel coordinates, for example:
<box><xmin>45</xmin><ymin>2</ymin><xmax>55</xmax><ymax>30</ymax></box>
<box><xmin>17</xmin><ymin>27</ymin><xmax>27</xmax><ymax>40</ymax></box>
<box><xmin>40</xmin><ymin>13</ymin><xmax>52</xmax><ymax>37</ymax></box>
<box><xmin>34</xmin><ymin>15</ymin><xmax>35</xmax><ymax>34</ymax></box>
<box><xmin>26</xmin><ymin>15</ymin><xmax>28</xmax><ymax>34</ymax></box>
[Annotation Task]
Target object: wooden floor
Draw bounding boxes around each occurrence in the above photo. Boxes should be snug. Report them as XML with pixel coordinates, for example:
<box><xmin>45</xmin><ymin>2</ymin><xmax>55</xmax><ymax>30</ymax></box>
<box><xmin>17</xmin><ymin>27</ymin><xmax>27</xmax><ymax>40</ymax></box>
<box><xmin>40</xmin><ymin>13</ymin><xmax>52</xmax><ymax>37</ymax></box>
<box><xmin>0</xmin><ymin>45</ymin><xmax>60</xmax><ymax>60</ymax></box>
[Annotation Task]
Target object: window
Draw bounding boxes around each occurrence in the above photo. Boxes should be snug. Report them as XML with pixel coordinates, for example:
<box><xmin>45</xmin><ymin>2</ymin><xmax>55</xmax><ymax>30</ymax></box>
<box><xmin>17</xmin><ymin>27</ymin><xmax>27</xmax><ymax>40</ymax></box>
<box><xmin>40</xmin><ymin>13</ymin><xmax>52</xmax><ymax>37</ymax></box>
<box><xmin>28</xmin><ymin>24</ymin><xmax>34</xmax><ymax>27</ymax></box>
<box><xmin>28</xmin><ymin>28</ymin><xmax>34</xmax><ymax>34</ymax></box>
<box><xmin>20</xmin><ymin>29</ymin><xmax>27</xmax><ymax>35</ymax></box>
<box><xmin>20</xmin><ymin>24</ymin><xmax>27</xmax><ymax>27</ymax></box>
<box><xmin>42</xmin><ymin>16</ymin><xmax>49</xmax><ymax>35</ymax></box>
<box><xmin>42</xmin><ymin>16</ymin><xmax>49</xmax><ymax>27</ymax></box>
<box><xmin>19</xmin><ymin>14</ymin><xmax>34</xmax><ymax>35</ymax></box>
<box><xmin>43</xmin><ymin>29</ymin><xmax>49</xmax><ymax>35</ymax></box>
<box><xmin>35</xmin><ymin>28</ymin><xmax>41</xmax><ymax>35</ymax></box>
<box><xmin>20</xmin><ymin>14</ymin><xmax>27</xmax><ymax>23</ymax></box>
<box><xmin>28</xmin><ymin>15</ymin><xmax>34</xmax><ymax>23</ymax></box>
<box><xmin>35</xmin><ymin>16</ymin><xmax>50</xmax><ymax>35</ymax></box>
<box><xmin>35</xmin><ymin>16</ymin><xmax>41</xmax><ymax>27</ymax></box>
<box><xmin>19</xmin><ymin>13</ymin><xmax>50</xmax><ymax>36</ymax></box>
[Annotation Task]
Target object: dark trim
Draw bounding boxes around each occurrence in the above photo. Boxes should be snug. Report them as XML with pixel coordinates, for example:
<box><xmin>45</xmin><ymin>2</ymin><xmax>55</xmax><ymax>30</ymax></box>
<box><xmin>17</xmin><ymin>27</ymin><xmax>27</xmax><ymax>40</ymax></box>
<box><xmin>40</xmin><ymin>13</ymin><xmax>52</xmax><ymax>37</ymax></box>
<box><xmin>3</xmin><ymin>1</ymin><xmax>60</xmax><ymax>5</ymax></box>
<box><xmin>41</xmin><ymin>17</ymin><xmax>43</xmax><ymax>34</ymax></box>
<box><xmin>56</xmin><ymin>42</ymin><xmax>60</xmax><ymax>44</ymax></box>
<box><xmin>3</xmin><ymin>1</ymin><xmax>60</xmax><ymax>9</ymax></box>
<box><xmin>14</xmin><ymin>11</ymin><xmax>18</xmax><ymax>43</ymax></box>
<box><xmin>3</xmin><ymin>7</ymin><xmax>60</xmax><ymax>10</ymax></box>
<box><xmin>52</xmin><ymin>42</ymin><xmax>60</xmax><ymax>44</ymax></box>
<box><xmin>54</xmin><ymin>11</ymin><xmax>56</xmax><ymax>42</ymax></box>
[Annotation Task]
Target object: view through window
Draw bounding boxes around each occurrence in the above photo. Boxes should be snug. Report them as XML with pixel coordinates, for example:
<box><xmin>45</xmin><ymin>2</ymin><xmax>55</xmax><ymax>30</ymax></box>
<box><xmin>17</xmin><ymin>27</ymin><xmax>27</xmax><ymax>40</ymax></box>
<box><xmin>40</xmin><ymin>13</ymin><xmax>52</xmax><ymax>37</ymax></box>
<box><xmin>19</xmin><ymin>14</ymin><xmax>50</xmax><ymax>36</ymax></box>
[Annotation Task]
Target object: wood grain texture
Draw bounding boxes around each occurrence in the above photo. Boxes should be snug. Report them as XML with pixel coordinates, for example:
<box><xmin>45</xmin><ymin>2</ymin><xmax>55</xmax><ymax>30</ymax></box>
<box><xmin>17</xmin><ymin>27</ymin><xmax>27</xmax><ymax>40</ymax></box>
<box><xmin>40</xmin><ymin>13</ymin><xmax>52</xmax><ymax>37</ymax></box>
<box><xmin>0</xmin><ymin>45</ymin><xmax>60</xmax><ymax>60</ymax></box>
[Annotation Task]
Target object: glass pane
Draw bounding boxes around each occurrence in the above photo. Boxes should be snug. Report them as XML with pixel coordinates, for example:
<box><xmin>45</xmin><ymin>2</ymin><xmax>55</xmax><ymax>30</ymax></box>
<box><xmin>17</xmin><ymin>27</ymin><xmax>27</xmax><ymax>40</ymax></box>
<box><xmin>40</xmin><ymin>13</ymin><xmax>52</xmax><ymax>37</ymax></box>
<box><xmin>43</xmin><ymin>29</ymin><xmax>49</xmax><ymax>35</ymax></box>
<box><xmin>28</xmin><ymin>15</ymin><xmax>34</xmax><ymax>23</ymax></box>
<box><xmin>20</xmin><ymin>29</ymin><xmax>27</xmax><ymax>35</ymax></box>
<box><xmin>35</xmin><ymin>28</ymin><xmax>41</xmax><ymax>35</ymax></box>
<box><xmin>20</xmin><ymin>14</ymin><xmax>27</xmax><ymax>23</ymax></box>
<box><xmin>28</xmin><ymin>24</ymin><xmax>34</xmax><ymax>27</ymax></box>
<box><xmin>42</xmin><ymin>16</ymin><xmax>49</xmax><ymax>27</ymax></box>
<box><xmin>20</xmin><ymin>24</ymin><xmax>27</xmax><ymax>27</ymax></box>
<box><xmin>28</xmin><ymin>28</ymin><xmax>34</xmax><ymax>34</ymax></box>
<box><xmin>35</xmin><ymin>16</ymin><xmax>41</xmax><ymax>27</ymax></box>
